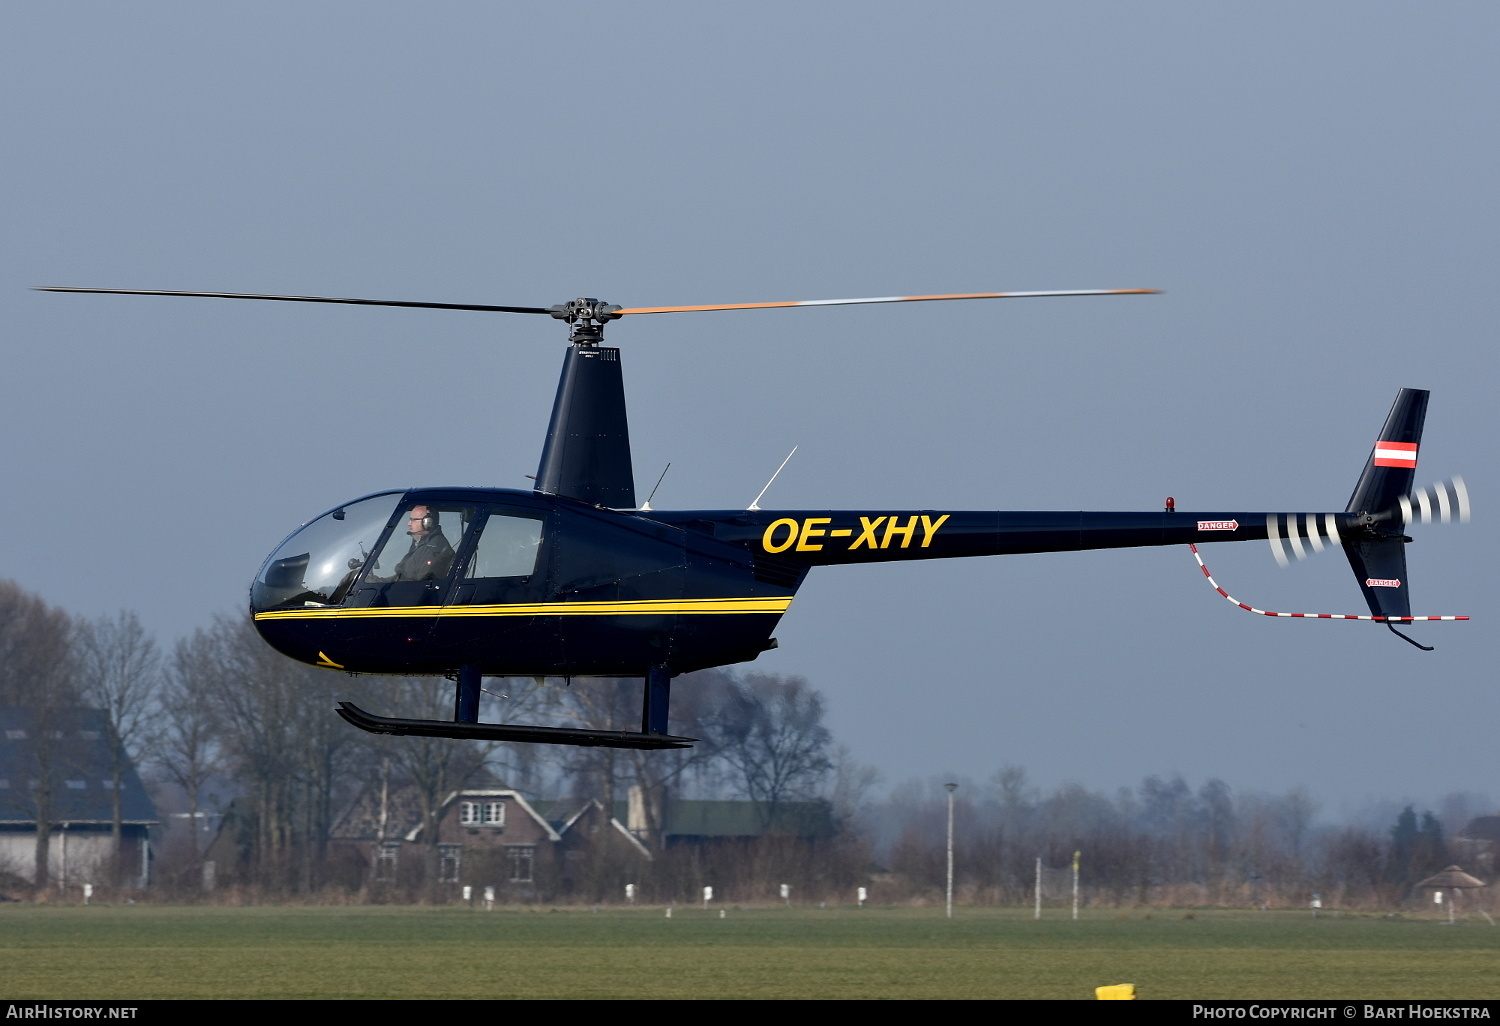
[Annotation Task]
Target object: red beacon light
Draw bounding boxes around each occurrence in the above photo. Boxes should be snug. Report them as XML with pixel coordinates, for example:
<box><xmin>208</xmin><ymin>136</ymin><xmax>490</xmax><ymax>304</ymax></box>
<box><xmin>1165</xmin><ymin>496</ymin><xmax>1175</xmax><ymax>513</ymax></box>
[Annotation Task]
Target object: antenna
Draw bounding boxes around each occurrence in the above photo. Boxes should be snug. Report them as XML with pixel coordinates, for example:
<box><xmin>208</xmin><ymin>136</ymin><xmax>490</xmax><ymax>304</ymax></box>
<box><xmin>639</xmin><ymin>463</ymin><xmax>672</xmax><ymax>512</ymax></box>
<box><xmin>748</xmin><ymin>446</ymin><xmax>798</xmax><ymax>511</ymax></box>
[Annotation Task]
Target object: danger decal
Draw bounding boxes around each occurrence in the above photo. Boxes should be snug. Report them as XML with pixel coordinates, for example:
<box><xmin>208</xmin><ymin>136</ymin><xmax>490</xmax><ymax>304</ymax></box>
<box><xmin>1197</xmin><ymin>520</ymin><xmax>1239</xmax><ymax>531</ymax></box>
<box><xmin>1365</xmin><ymin>578</ymin><xmax>1401</xmax><ymax>588</ymax></box>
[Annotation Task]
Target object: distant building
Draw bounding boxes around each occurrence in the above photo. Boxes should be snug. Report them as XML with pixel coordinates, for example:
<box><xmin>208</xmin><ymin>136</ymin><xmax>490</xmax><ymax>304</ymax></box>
<box><xmin>329</xmin><ymin>787</ymin><xmax>649</xmax><ymax>895</ymax></box>
<box><xmin>328</xmin><ymin>784</ymin><xmax>833</xmax><ymax>895</ymax></box>
<box><xmin>1455</xmin><ymin>816</ymin><xmax>1500</xmax><ymax>876</ymax></box>
<box><xmin>629</xmin><ymin>798</ymin><xmax>836</xmax><ymax>846</ymax></box>
<box><xmin>0</xmin><ymin>708</ymin><xmax>158</xmax><ymax>887</ymax></box>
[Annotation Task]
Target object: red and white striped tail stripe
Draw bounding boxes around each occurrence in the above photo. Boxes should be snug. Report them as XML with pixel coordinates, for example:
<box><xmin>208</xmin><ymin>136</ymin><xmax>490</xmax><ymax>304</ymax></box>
<box><xmin>1373</xmin><ymin>441</ymin><xmax>1418</xmax><ymax>468</ymax></box>
<box><xmin>1189</xmin><ymin>544</ymin><xmax>1467</xmax><ymax>622</ymax></box>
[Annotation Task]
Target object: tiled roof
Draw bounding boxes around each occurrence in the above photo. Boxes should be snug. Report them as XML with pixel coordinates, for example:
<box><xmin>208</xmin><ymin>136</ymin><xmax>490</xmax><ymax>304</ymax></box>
<box><xmin>528</xmin><ymin>798</ymin><xmax>594</xmax><ymax>834</ymax></box>
<box><xmin>0</xmin><ymin>707</ymin><xmax>157</xmax><ymax>824</ymax></box>
<box><xmin>330</xmin><ymin>783</ymin><xmax>428</xmax><ymax>840</ymax></box>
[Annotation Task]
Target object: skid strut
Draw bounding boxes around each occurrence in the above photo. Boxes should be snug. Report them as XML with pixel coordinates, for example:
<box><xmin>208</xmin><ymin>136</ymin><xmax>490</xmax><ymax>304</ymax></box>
<box><xmin>334</xmin><ymin>665</ymin><xmax>696</xmax><ymax>749</ymax></box>
<box><xmin>642</xmin><ymin>665</ymin><xmax>671</xmax><ymax>735</ymax></box>
<box><xmin>454</xmin><ymin>664</ymin><xmax>481</xmax><ymax>723</ymax></box>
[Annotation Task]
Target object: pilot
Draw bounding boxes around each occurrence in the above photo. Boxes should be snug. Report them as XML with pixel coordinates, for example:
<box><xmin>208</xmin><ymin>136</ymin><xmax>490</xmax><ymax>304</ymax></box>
<box><xmin>382</xmin><ymin>505</ymin><xmax>456</xmax><ymax>582</ymax></box>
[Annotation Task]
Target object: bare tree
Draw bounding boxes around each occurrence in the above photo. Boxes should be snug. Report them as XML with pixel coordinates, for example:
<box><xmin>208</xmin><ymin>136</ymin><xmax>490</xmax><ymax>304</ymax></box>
<box><xmin>481</xmin><ymin>677</ymin><xmax>563</xmax><ymax>798</ymax></box>
<box><xmin>0</xmin><ymin>579</ymin><xmax>76</xmax><ymax>890</ymax></box>
<box><xmin>0</xmin><ymin>579</ymin><xmax>74</xmax><ymax>707</ymax></box>
<box><xmin>704</xmin><ymin>673</ymin><xmax>833</xmax><ymax>828</ymax></box>
<box><xmin>829</xmin><ymin>744</ymin><xmax>881</xmax><ymax>831</ymax></box>
<box><xmin>1278</xmin><ymin>786</ymin><xmax>1320</xmax><ymax>883</ymax></box>
<box><xmin>191</xmin><ymin>616</ymin><xmax>298</xmax><ymax>887</ymax></box>
<box><xmin>74</xmin><ymin>611</ymin><xmax>160</xmax><ymax>885</ymax></box>
<box><xmin>154</xmin><ymin>634</ymin><xmax>227</xmax><ymax>862</ymax></box>
<box><xmin>1198</xmin><ymin>778</ymin><xmax>1236</xmax><ymax>880</ymax></box>
<box><xmin>294</xmin><ymin>671</ymin><xmax>363</xmax><ymax>891</ymax></box>
<box><xmin>194</xmin><ymin>615</ymin><xmax>363</xmax><ymax>890</ymax></box>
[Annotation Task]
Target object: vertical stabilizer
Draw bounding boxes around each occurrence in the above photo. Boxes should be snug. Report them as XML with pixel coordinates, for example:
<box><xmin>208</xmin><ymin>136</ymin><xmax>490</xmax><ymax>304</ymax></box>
<box><xmin>1346</xmin><ymin>388</ymin><xmax>1428</xmax><ymax>515</ymax></box>
<box><xmin>1343</xmin><ymin>388</ymin><xmax>1428</xmax><ymax>622</ymax></box>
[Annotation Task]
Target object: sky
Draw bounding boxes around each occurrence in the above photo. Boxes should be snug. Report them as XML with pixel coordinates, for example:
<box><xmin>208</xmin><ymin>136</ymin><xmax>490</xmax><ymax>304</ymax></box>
<box><xmin>2</xmin><ymin>2</ymin><xmax>1496</xmax><ymax>814</ymax></box>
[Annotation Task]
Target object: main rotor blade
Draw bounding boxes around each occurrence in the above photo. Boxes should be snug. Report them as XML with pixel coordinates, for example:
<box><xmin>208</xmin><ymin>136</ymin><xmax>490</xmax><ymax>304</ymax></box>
<box><xmin>33</xmin><ymin>287</ymin><xmax>551</xmax><ymax>315</ymax></box>
<box><xmin>615</xmin><ymin>288</ymin><xmax>1160</xmax><ymax>315</ymax></box>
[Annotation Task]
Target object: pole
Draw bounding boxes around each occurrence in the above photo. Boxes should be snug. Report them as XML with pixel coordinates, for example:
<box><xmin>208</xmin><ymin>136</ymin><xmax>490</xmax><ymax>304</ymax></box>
<box><xmin>944</xmin><ymin>783</ymin><xmax>957</xmax><ymax>919</ymax></box>
<box><xmin>1072</xmin><ymin>850</ymin><xmax>1080</xmax><ymax>921</ymax></box>
<box><xmin>1034</xmin><ymin>856</ymin><xmax>1041</xmax><ymax>920</ymax></box>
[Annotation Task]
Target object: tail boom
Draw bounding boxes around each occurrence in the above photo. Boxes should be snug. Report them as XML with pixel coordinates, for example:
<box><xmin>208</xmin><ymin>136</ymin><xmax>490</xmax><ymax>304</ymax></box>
<box><xmin>652</xmin><ymin>508</ymin><xmax>1349</xmax><ymax>564</ymax></box>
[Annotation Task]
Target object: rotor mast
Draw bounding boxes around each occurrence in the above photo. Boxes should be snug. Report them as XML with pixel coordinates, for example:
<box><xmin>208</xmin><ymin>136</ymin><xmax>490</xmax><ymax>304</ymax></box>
<box><xmin>535</xmin><ymin>299</ymin><xmax>637</xmax><ymax>507</ymax></box>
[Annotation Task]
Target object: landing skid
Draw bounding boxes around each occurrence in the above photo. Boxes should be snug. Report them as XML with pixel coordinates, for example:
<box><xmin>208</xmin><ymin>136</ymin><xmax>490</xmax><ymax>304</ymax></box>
<box><xmin>335</xmin><ymin>702</ymin><xmax>696</xmax><ymax>750</ymax></box>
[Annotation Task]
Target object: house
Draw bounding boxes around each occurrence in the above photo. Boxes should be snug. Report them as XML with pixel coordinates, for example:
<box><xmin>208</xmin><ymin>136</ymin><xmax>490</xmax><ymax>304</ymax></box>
<box><xmin>531</xmin><ymin>796</ymin><xmax>654</xmax><ymax>886</ymax></box>
<box><xmin>330</xmin><ymin>787</ymin><xmax>649</xmax><ymax>894</ymax></box>
<box><xmin>0</xmin><ymin>707</ymin><xmax>158</xmax><ymax>887</ymax></box>
<box><xmin>328</xmin><ymin>784</ymin><xmax>835</xmax><ymax>897</ymax></box>
<box><xmin>414</xmin><ymin>789</ymin><xmax>564</xmax><ymax>889</ymax></box>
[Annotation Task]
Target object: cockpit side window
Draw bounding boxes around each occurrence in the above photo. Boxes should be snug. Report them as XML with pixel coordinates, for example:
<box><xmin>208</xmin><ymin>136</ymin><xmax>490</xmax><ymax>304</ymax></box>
<box><xmin>363</xmin><ymin>505</ymin><xmax>475</xmax><ymax>584</ymax></box>
<box><xmin>464</xmin><ymin>512</ymin><xmax>544</xmax><ymax>579</ymax></box>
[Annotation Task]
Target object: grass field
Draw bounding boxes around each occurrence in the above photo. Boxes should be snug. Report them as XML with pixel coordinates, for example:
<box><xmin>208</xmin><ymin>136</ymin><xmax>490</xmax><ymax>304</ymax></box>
<box><xmin>3</xmin><ymin>904</ymin><xmax>1498</xmax><ymax>1000</ymax></box>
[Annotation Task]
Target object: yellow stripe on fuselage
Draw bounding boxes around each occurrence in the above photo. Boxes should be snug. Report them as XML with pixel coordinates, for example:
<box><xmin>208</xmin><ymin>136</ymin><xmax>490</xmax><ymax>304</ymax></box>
<box><xmin>253</xmin><ymin>596</ymin><xmax>793</xmax><ymax>621</ymax></box>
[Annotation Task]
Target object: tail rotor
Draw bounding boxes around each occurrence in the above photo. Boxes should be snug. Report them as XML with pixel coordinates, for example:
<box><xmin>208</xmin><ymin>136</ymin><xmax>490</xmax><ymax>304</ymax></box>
<box><xmin>1265</xmin><ymin>476</ymin><xmax>1468</xmax><ymax>568</ymax></box>
<box><xmin>1204</xmin><ymin>389</ymin><xmax>1471</xmax><ymax>648</ymax></box>
<box><xmin>1266</xmin><ymin>512</ymin><xmax>1344</xmax><ymax>568</ymax></box>
<box><xmin>1398</xmin><ymin>476</ymin><xmax>1469</xmax><ymax>527</ymax></box>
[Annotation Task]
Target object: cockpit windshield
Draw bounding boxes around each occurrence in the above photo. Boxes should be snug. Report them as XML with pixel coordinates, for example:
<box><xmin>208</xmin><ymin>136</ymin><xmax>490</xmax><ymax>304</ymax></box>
<box><xmin>252</xmin><ymin>493</ymin><xmax>402</xmax><ymax>610</ymax></box>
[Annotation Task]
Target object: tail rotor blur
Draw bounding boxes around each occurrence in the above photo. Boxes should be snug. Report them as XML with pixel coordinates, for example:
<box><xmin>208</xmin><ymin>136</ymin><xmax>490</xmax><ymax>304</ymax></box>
<box><xmin>1265</xmin><ymin>476</ymin><xmax>1468</xmax><ymax>568</ymax></box>
<box><xmin>1266</xmin><ymin>512</ymin><xmax>1344</xmax><ymax>568</ymax></box>
<box><xmin>1398</xmin><ymin>476</ymin><xmax>1469</xmax><ymax>527</ymax></box>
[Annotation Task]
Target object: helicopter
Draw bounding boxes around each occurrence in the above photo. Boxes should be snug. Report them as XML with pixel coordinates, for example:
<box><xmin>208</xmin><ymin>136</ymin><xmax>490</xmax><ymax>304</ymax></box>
<box><xmin>38</xmin><ymin>286</ymin><xmax>1469</xmax><ymax>750</ymax></box>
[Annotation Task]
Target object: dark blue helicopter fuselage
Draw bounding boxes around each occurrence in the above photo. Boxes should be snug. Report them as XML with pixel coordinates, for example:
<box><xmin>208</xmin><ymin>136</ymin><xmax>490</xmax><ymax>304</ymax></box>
<box><xmin>252</xmin><ymin>487</ymin><xmax>793</xmax><ymax>677</ymax></box>
<box><xmin>250</xmin><ymin>485</ymin><xmax>1320</xmax><ymax>679</ymax></box>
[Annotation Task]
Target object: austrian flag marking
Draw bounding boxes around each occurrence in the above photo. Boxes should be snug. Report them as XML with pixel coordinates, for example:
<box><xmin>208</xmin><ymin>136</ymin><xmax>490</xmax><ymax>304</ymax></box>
<box><xmin>1373</xmin><ymin>440</ymin><xmax>1418</xmax><ymax>468</ymax></box>
<box><xmin>1197</xmin><ymin>520</ymin><xmax>1238</xmax><ymax>531</ymax></box>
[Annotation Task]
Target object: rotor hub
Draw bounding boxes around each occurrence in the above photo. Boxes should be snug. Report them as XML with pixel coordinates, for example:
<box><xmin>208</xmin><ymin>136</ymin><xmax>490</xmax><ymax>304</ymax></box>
<box><xmin>549</xmin><ymin>298</ymin><xmax>622</xmax><ymax>344</ymax></box>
